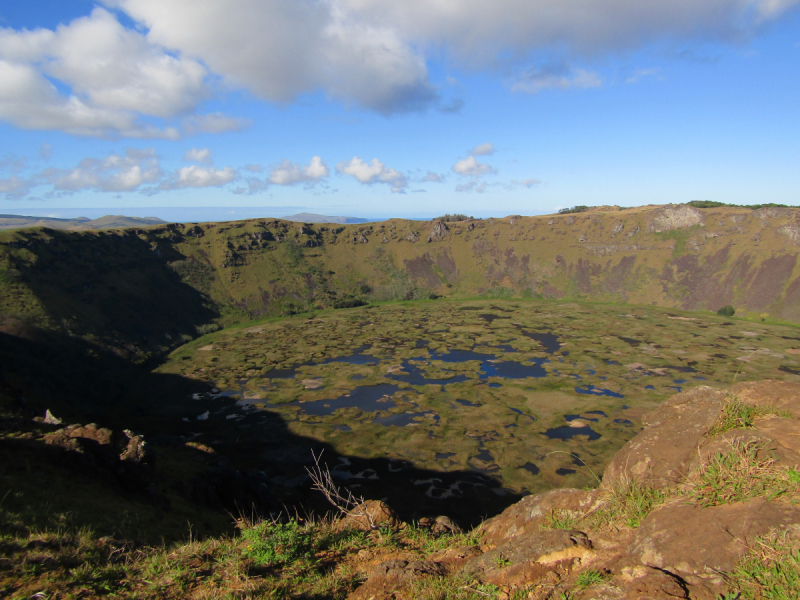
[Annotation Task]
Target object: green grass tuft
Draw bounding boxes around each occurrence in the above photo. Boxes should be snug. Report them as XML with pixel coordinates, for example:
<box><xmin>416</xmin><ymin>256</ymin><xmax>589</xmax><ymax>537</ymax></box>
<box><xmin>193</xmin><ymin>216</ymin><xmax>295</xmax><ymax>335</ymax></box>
<box><xmin>691</xmin><ymin>440</ymin><xmax>800</xmax><ymax>507</ymax></box>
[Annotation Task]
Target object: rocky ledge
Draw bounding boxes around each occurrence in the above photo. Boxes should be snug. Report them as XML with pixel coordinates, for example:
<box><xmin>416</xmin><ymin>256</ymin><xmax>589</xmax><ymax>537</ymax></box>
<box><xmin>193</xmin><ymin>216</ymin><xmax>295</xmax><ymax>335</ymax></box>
<box><xmin>349</xmin><ymin>380</ymin><xmax>800</xmax><ymax>599</ymax></box>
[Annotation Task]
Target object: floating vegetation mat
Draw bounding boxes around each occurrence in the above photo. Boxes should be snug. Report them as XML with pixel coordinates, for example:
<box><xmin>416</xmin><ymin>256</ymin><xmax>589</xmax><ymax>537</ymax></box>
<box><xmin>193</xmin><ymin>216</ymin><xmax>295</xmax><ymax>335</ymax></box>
<box><xmin>160</xmin><ymin>300</ymin><xmax>800</xmax><ymax>520</ymax></box>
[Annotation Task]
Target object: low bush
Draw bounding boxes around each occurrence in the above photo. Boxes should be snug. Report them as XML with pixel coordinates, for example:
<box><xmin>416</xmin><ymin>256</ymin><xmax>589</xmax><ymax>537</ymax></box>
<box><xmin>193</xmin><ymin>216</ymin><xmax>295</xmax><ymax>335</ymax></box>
<box><xmin>717</xmin><ymin>305</ymin><xmax>736</xmax><ymax>317</ymax></box>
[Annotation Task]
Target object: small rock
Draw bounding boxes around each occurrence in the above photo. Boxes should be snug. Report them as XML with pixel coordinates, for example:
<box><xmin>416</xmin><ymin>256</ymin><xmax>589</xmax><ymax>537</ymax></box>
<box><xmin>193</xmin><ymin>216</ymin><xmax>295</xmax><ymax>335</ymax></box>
<box><xmin>43</xmin><ymin>409</ymin><xmax>62</xmax><ymax>425</ymax></box>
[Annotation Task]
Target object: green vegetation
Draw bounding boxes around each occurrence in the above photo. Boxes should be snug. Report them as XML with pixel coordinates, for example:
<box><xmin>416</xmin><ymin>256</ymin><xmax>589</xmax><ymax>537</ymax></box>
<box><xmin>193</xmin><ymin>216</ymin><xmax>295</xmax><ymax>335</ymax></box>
<box><xmin>717</xmin><ymin>304</ymin><xmax>736</xmax><ymax>317</ymax></box>
<box><xmin>709</xmin><ymin>395</ymin><xmax>792</xmax><ymax>436</ymax></box>
<box><xmin>558</xmin><ymin>205</ymin><xmax>590</xmax><ymax>214</ymax></box>
<box><xmin>543</xmin><ymin>508</ymin><xmax>582</xmax><ymax>530</ymax></box>
<box><xmin>436</xmin><ymin>214</ymin><xmax>473</xmax><ymax>222</ymax></box>
<box><xmin>688</xmin><ymin>200</ymin><xmax>791</xmax><ymax>210</ymax></box>
<box><xmin>727</xmin><ymin>528</ymin><xmax>800</xmax><ymax>600</ymax></box>
<box><xmin>691</xmin><ymin>440</ymin><xmax>799</xmax><ymax>507</ymax></box>
<box><xmin>592</xmin><ymin>476</ymin><xmax>667</xmax><ymax>529</ymax></box>
<box><xmin>575</xmin><ymin>569</ymin><xmax>610</xmax><ymax>588</ymax></box>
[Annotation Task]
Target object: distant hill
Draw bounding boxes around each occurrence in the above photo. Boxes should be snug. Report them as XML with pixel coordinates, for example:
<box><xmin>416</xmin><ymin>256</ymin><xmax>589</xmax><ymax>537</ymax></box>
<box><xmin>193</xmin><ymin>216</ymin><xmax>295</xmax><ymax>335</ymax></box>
<box><xmin>281</xmin><ymin>212</ymin><xmax>370</xmax><ymax>224</ymax></box>
<box><xmin>0</xmin><ymin>214</ymin><xmax>166</xmax><ymax>231</ymax></box>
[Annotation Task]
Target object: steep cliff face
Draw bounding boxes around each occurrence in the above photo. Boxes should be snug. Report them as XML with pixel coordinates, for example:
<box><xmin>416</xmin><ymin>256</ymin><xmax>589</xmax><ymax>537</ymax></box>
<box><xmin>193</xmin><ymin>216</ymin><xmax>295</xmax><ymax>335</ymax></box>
<box><xmin>2</xmin><ymin>203</ymin><xmax>800</xmax><ymax>357</ymax></box>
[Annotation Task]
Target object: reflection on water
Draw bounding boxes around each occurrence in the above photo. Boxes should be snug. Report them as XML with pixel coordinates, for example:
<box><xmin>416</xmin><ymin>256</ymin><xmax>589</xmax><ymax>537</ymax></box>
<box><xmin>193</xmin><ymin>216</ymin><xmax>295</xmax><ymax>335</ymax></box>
<box><xmin>545</xmin><ymin>425</ymin><xmax>602</xmax><ymax>441</ymax></box>
<box><xmin>284</xmin><ymin>383</ymin><xmax>401</xmax><ymax>416</ymax></box>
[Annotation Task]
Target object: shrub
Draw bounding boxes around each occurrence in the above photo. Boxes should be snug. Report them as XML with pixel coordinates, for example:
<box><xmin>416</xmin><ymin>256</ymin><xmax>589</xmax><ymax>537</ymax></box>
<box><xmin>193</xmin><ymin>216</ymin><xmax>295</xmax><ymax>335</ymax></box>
<box><xmin>334</xmin><ymin>298</ymin><xmax>367</xmax><ymax>309</ymax></box>
<box><xmin>436</xmin><ymin>214</ymin><xmax>472</xmax><ymax>222</ymax></box>
<box><xmin>558</xmin><ymin>205</ymin><xmax>590</xmax><ymax>214</ymax></box>
<box><xmin>717</xmin><ymin>305</ymin><xmax>735</xmax><ymax>317</ymax></box>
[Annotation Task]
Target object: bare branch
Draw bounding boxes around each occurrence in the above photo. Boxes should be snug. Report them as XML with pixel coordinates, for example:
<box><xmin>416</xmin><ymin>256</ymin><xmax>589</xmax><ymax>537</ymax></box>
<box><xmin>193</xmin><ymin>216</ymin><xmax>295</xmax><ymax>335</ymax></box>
<box><xmin>305</xmin><ymin>450</ymin><xmax>377</xmax><ymax>530</ymax></box>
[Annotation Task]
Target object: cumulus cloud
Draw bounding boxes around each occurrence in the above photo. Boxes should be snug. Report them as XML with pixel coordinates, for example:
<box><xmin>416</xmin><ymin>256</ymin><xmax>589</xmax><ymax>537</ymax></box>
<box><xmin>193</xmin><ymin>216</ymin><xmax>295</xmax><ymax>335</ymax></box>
<box><xmin>420</xmin><ymin>171</ymin><xmax>444</xmax><ymax>183</ymax></box>
<box><xmin>184</xmin><ymin>147</ymin><xmax>212</xmax><ymax>163</ymax></box>
<box><xmin>0</xmin><ymin>8</ymin><xmax>240</xmax><ymax>137</ymax></box>
<box><xmin>105</xmin><ymin>0</ymin><xmax>438</xmax><ymax>115</ymax></box>
<box><xmin>452</xmin><ymin>155</ymin><xmax>496</xmax><ymax>177</ymax></box>
<box><xmin>40</xmin><ymin>148</ymin><xmax>163</xmax><ymax>192</ymax></box>
<box><xmin>337</xmin><ymin>156</ymin><xmax>407</xmax><ymax>192</ymax></box>
<box><xmin>512</xmin><ymin>66</ymin><xmax>602</xmax><ymax>94</ymax></box>
<box><xmin>161</xmin><ymin>165</ymin><xmax>236</xmax><ymax>189</ymax></box>
<box><xmin>2</xmin><ymin>0</ymin><xmax>797</xmax><ymax>135</ymax></box>
<box><xmin>470</xmin><ymin>142</ymin><xmax>494</xmax><ymax>156</ymax></box>
<box><xmin>270</xmin><ymin>156</ymin><xmax>329</xmax><ymax>186</ymax></box>
<box><xmin>455</xmin><ymin>180</ymin><xmax>490</xmax><ymax>193</ymax></box>
<box><xmin>0</xmin><ymin>175</ymin><xmax>32</xmax><ymax>199</ymax></box>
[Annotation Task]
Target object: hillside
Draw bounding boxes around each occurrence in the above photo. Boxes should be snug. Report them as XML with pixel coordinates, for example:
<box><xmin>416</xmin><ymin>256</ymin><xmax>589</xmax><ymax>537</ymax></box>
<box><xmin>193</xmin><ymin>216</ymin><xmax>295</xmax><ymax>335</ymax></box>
<box><xmin>0</xmin><ymin>214</ymin><xmax>166</xmax><ymax>231</ymax></box>
<box><xmin>2</xmin><ymin>203</ymin><xmax>799</xmax><ymax>360</ymax></box>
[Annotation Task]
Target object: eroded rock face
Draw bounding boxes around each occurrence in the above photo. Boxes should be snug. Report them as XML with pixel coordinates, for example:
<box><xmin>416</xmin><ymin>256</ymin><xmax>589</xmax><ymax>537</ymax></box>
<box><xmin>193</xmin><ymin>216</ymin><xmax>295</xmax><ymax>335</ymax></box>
<box><xmin>604</xmin><ymin>386</ymin><xmax>726</xmax><ymax>487</ymax></box>
<box><xmin>646</xmin><ymin>205</ymin><xmax>703</xmax><ymax>233</ymax></box>
<box><xmin>427</xmin><ymin>221</ymin><xmax>450</xmax><ymax>243</ymax></box>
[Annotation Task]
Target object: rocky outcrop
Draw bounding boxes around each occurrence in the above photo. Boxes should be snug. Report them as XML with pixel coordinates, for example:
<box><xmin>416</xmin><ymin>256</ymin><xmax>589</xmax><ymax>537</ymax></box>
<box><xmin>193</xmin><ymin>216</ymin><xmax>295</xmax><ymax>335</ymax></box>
<box><xmin>43</xmin><ymin>423</ymin><xmax>155</xmax><ymax>491</ymax></box>
<box><xmin>603</xmin><ymin>386</ymin><xmax>726</xmax><ymax>487</ymax></box>
<box><xmin>646</xmin><ymin>204</ymin><xmax>703</xmax><ymax>233</ymax></box>
<box><xmin>347</xmin><ymin>380</ymin><xmax>800</xmax><ymax>600</ymax></box>
<box><xmin>427</xmin><ymin>221</ymin><xmax>450</xmax><ymax>243</ymax></box>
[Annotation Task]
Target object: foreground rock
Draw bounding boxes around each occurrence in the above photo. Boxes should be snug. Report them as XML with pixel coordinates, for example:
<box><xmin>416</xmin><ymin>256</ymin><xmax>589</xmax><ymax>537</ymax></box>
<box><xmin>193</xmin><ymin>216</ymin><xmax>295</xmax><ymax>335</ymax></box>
<box><xmin>347</xmin><ymin>380</ymin><xmax>800</xmax><ymax>600</ymax></box>
<box><xmin>43</xmin><ymin>423</ymin><xmax>155</xmax><ymax>491</ymax></box>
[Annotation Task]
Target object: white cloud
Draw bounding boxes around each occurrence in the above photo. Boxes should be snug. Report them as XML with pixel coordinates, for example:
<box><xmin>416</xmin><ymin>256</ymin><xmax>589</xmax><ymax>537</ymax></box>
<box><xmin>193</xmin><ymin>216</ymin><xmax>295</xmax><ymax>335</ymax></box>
<box><xmin>337</xmin><ymin>156</ymin><xmax>407</xmax><ymax>192</ymax></box>
<box><xmin>2</xmin><ymin>0</ymin><xmax>797</xmax><ymax>133</ymax></box>
<box><xmin>184</xmin><ymin>147</ymin><xmax>212</xmax><ymax>163</ymax></box>
<box><xmin>455</xmin><ymin>180</ymin><xmax>489</xmax><ymax>193</ymax></box>
<box><xmin>105</xmin><ymin>0</ymin><xmax>438</xmax><ymax>115</ymax></box>
<box><xmin>0</xmin><ymin>8</ymin><xmax>237</xmax><ymax>138</ymax></box>
<box><xmin>452</xmin><ymin>155</ymin><xmax>496</xmax><ymax>177</ymax></box>
<box><xmin>420</xmin><ymin>171</ymin><xmax>444</xmax><ymax>183</ymax></box>
<box><xmin>270</xmin><ymin>156</ymin><xmax>329</xmax><ymax>185</ymax></box>
<box><xmin>0</xmin><ymin>175</ymin><xmax>32</xmax><ymax>199</ymax></box>
<box><xmin>167</xmin><ymin>165</ymin><xmax>236</xmax><ymax>189</ymax></box>
<box><xmin>470</xmin><ymin>142</ymin><xmax>494</xmax><ymax>156</ymax></box>
<box><xmin>625</xmin><ymin>67</ymin><xmax>661</xmax><ymax>84</ymax></box>
<box><xmin>518</xmin><ymin>178</ymin><xmax>542</xmax><ymax>188</ymax></box>
<box><xmin>512</xmin><ymin>66</ymin><xmax>602</xmax><ymax>94</ymax></box>
<box><xmin>339</xmin><ymin>0</ymin><xmax>800</xmax><ymax>66</ymax></box>
<box><xmin>41</xmin><ymin>147</ymin><xmax>162</xmax><ymax>192</ymax></box>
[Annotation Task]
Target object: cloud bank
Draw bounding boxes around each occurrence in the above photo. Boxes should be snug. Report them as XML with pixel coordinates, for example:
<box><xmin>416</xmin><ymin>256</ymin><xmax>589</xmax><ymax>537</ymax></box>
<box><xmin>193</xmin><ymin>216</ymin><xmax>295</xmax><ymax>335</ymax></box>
<box><xmin>1</xmin><ymin>0</ymin><xmax>796</xmax><ymax>136</ymax></box>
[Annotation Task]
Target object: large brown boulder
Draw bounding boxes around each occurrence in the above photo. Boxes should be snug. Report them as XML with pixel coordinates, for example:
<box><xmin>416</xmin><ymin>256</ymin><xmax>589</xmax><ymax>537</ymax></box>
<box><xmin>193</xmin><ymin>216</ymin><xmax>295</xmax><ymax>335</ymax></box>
<box><xmin>603</xmin><ymin>386</ymin><xmax>726</xmax><ymax>487</ymax></box>
<box><xmin>339</xmin><ymin>500</ymin><xmax>399</xmax><ymax>531</ymax></box>
<box><xmin>477</xmin><ymin>488</ymin><xmax>600</xmax><ymax>547</ymax></box>
<box><xmin>628</xmin><ymin>501</ymin><xmax>800</xmax><ymax>599</ymax></box>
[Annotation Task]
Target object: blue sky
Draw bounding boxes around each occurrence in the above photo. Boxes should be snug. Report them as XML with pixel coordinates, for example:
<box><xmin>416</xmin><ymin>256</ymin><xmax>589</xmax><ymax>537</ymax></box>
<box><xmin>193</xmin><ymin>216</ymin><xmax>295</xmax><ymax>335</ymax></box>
<box><xmin>1</xmin><ymin>1</ymin><xmax>799</xmax><ymax>221</ymax></box>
